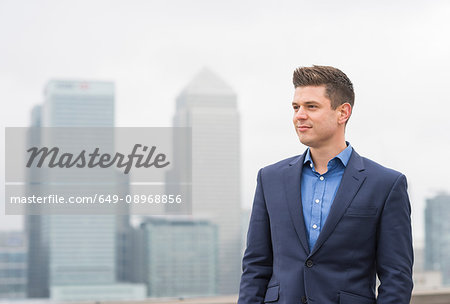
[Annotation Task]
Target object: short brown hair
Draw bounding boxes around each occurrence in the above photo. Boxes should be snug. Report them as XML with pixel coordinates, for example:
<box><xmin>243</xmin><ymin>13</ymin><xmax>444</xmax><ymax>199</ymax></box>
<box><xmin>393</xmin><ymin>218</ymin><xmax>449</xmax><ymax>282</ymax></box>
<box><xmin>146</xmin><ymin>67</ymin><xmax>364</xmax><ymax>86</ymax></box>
<box><xmin>293</xmin><ymin>65</ymin><xmax>354</xmax><ymax>110</ymax></box>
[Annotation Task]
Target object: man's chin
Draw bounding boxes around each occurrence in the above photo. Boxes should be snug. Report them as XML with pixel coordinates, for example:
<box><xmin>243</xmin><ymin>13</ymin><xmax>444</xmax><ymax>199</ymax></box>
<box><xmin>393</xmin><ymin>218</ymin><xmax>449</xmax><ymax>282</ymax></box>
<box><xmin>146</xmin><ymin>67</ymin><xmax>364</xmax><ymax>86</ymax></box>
<box><xmin>298</xmin><ymin>137</ymin><xmax>312</xmax><ymax>147</ymax></box>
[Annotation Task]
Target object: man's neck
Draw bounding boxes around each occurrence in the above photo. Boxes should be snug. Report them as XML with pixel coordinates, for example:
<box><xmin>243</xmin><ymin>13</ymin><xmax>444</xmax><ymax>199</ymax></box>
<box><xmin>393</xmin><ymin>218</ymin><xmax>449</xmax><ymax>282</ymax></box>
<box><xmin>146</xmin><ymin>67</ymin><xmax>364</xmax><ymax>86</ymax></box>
<box><xmin>309</xmin><ymin>141</ymin><xmax>347</xmax><ymax>175</ymax></box>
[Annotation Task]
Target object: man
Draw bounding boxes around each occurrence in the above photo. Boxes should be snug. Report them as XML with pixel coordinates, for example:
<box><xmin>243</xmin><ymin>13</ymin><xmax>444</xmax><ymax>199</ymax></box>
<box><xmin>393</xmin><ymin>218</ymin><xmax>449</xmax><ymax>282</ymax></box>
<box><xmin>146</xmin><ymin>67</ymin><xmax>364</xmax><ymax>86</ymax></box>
<box><xmin>238</xmin><ymin>66</ymin><xmax>413</xmax><ymax>304</ymax></box>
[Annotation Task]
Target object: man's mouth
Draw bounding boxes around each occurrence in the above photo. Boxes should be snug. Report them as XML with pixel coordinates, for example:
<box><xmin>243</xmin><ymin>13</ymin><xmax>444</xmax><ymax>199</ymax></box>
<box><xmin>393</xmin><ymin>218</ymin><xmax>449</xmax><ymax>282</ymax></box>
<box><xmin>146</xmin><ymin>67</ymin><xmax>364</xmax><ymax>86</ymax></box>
<box><xmin>297</xmin><ymin>125</ymin><xmax>312</xmax><ymax>132</ymax></box>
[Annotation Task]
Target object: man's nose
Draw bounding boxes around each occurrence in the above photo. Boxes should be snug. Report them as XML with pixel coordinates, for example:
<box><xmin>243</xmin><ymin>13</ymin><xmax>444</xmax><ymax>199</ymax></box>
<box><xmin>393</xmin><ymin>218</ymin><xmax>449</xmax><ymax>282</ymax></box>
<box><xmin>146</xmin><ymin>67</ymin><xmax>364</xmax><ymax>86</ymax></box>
<box><xmin>295</xmin><ymin>106</ymin><xmax>307</xmax><ymax>120</ymax></box>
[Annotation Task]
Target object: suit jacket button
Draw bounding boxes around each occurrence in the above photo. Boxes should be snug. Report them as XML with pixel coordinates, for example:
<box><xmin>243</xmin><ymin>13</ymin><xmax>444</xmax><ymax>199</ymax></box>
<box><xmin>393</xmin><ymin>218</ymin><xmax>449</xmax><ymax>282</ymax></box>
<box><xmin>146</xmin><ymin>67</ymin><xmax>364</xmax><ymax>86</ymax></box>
<box><xmin>306</xmin><ymin>259</ymin><xmax>314</xmax><ymax>268</ymax></box>
<box><xmin>301</xmin><ymin>296</ymin><xmax>308</xmax><ymax>303</ymax></box>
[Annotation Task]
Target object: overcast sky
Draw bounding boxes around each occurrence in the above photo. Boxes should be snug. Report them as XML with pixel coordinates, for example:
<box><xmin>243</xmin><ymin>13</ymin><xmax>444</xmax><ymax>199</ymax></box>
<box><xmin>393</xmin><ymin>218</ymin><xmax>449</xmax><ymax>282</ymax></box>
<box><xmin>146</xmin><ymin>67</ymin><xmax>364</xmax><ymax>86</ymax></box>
<box><xmin>1</xmin><ymin>0</ymin><xmax>450</xmax><ymax>244</ymax></box>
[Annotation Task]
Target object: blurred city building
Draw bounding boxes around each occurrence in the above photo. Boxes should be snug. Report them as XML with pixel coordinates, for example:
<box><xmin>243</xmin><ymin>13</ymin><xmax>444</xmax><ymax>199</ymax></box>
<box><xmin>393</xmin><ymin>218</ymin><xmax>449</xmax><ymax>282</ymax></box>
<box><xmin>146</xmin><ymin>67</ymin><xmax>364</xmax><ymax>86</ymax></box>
<box><xmin>241</xmin><ymin>208</ymin><xmax>251</xmax><ymax>257</ymax></box>
<box><xmin>425</xmin><ymin>193</ymin><xmax>450</xmax><ymax>286</ymax></box>
<box><xmin>413</xmin><ymin>271</ymin><xmax>443</xmax><ymax>291</ymax></box>
<box><xmin>414</xmin><ymin>243</ymin><xmax>425</xmax><ymax>272</ymax></box>
<box><xmin>169</xmin><ymin>68</ymin><xmax>242</xmax><ymax>294</ymax></box>
<box><xmin>0</xmin><ymin>231</ymin><xmax>27</xmax><ymax>299</ymax></box>
<box><xmin>413</xmin><ymin>245</ymin><xmax>443</xmax><ymax>291</ymax></box>
<box><xmin>25</xmin><ymin>80</ymin><xmax>144</xmax><ymax>300</ymax></box>
<box><xmin>130</xmin><ymin>216</ymin><xmax>217</xmax><ymax>297</ymax></box>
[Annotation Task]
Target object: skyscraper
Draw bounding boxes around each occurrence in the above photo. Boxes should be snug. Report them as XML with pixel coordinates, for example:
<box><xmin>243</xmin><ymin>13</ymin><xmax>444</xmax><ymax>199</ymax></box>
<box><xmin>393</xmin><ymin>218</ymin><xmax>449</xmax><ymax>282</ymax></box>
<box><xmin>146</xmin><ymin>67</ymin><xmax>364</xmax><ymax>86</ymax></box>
<box><xmin>0</xmin><ymin>231</ymin><xmax>27</xmax><ymax>299</ymax></box>
<box><xmin>41</xmin><ymin>80</ymin><xmax>114</xmax><ymax>127</ymax></box>
<box><xmin>26</xmin><ymin>80</ymin><xmax>143</xmax><ymax>300</ymax></box>
<box><xmin>425</xmin><ymin>193</ymin><xmax>450</xmax><ymax>285</ymax></box>
<box><xmin>134</xmin><ymin>216</ymin><xmax>217</xmax><ymax>297</ymax></box>
<box><xmin>170</xmin><ymin>68</ymin><xmax>242</xmax><ymax>294</ymax></box>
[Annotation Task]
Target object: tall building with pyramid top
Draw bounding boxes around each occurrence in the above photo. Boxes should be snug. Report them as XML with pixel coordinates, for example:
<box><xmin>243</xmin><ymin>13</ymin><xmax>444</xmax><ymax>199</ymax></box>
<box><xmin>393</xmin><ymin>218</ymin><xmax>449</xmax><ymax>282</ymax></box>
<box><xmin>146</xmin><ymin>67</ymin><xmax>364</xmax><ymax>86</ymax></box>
<box><xmin>171</xmin><ymin>68</ymin><xmax>242</xmax><ymax>294</ymax></box>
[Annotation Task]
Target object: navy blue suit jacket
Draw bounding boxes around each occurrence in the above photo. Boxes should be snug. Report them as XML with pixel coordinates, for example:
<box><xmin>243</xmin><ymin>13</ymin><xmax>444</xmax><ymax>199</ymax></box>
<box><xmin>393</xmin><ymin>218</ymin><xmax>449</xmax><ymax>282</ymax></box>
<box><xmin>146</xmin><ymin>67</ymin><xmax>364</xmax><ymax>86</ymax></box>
<box><xmin>238</xmin><ymin>148</ymin><xmax>413</xmax><ymax>304</ymax></box>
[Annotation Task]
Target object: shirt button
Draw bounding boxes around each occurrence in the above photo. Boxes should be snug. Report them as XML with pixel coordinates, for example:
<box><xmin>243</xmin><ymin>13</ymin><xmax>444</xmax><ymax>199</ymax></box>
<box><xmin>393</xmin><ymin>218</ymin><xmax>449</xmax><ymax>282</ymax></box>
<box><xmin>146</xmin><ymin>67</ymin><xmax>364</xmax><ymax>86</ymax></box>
<box><xmin>315</xmin><ymin>199</ymin><xmax>320</xmax><ymax>204</ymax></box>
<box><xmin>319</xmin><ymin>176</ymin><xmax>324</xmax><ymax>181</ymax></box>
<box><xmin>312</xmin><ymin>224</ymin><xmax>318</xmax><ymax>229</ymax></box>
<box><xmin>310</xmin><ymin>163</ymin><xmax>313</xmax><ymax>168</ymax></box>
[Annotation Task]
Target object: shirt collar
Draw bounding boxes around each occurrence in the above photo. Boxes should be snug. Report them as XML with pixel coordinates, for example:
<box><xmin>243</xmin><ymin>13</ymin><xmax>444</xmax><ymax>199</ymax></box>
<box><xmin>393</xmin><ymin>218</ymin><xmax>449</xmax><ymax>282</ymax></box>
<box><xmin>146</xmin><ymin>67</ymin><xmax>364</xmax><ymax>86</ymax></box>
<box><xmin>304</xmin><ymin>141</ymin><xmax>353</xmax><ymax>168</ymax></box>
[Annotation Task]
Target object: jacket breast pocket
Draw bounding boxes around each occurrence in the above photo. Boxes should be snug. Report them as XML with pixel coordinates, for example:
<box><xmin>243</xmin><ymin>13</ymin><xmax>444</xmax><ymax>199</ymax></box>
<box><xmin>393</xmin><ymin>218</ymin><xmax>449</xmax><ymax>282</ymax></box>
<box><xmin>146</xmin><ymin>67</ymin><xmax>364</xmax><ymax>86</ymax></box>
<box><xmin>344</xmin><ymin>206</ymin><xmax>378</xmax><ymax>217</ymax></box>
<box><xmin>340</xmin><ymin>290</ymin><xmax>375</xmax><ymax>304</ymax></box>
<box><xmin>264</xmin><ymin>284</ymin><xmax>279</xmax><ymax>303</ymax></box>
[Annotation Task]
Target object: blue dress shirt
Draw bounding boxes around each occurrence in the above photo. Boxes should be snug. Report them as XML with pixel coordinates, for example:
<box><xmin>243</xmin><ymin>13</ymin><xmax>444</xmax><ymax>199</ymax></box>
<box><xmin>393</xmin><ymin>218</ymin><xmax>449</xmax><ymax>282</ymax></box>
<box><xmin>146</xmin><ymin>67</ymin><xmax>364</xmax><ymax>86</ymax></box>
<box><xmin>301</xmin><ymin>142</ymin><xmax>353</xmax><ymax>252</ymax></box>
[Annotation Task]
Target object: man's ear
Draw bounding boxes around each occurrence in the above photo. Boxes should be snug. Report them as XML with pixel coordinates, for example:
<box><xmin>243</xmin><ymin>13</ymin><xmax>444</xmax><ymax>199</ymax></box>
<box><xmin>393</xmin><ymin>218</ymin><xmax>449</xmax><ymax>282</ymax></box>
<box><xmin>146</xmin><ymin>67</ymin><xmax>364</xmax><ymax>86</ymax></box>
<box><xmin>338</xmin><ymin>103</ymin><xmax>352</xmax><ymax>125</ymax></box>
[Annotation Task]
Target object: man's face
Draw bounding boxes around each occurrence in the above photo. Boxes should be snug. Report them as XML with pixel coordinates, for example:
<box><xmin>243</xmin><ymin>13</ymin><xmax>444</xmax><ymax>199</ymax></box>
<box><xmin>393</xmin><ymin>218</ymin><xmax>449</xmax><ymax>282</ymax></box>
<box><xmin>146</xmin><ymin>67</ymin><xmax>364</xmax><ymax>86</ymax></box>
<box><xmin>292</xmin><ymin>85</ymin><xmax>344</xmax><ymax>148</ymax></box>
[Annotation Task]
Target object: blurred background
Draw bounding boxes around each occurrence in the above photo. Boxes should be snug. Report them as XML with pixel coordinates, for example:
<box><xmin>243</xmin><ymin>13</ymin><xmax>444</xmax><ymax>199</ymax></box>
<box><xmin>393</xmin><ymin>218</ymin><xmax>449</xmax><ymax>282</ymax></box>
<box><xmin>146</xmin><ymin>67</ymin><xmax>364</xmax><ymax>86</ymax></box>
<box><xmin>1</xmin><ymin>0</ymin><xmax>450</xmax><ymax>302</ymax></box>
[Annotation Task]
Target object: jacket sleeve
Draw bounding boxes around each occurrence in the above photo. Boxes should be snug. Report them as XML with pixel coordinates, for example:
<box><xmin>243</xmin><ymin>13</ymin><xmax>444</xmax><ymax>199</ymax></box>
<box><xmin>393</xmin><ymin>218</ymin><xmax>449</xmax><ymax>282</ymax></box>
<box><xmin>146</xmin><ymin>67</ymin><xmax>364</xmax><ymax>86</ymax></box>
<box><xmin>376</xmin><ymin>173</ymin><xmax>414</xmax><ymax>303</ymax></box>
<box><xmin>238</xmin><ymin>168</ymin><xmax>273</xmax><ymax>304</ymax></box>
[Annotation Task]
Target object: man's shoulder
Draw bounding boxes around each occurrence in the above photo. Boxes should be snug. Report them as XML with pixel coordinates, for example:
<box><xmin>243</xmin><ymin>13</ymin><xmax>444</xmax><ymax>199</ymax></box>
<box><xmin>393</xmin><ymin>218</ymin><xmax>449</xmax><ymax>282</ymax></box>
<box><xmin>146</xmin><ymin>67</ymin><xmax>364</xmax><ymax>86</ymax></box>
<box><xmin>358</xmin><ymin>153</ymin><xmax>405</xmax><ymax>181</ymax></box>
<box><xmin>260</xmin><ymin>154</ymin><xmax>302</xmax><ymax>173</ymax></box>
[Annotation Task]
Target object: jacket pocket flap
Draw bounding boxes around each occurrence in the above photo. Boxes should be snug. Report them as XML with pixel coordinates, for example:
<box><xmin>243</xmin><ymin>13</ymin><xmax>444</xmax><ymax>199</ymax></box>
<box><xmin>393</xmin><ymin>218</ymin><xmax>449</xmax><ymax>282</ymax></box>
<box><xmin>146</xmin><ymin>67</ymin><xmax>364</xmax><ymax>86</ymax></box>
<box><xmin>264</xmin><ymin>284</ymin><xmax>279</xmax><ymax>303</ymax></box>
<box><xmin>340</xmin><ymin>290</ymin><xmax>375</xmax><ymax>304</ymax></box>
<box><xmin>345</xmin><ymin>207</ymin><xmax>378</xmax><ymax>217</ymax></box>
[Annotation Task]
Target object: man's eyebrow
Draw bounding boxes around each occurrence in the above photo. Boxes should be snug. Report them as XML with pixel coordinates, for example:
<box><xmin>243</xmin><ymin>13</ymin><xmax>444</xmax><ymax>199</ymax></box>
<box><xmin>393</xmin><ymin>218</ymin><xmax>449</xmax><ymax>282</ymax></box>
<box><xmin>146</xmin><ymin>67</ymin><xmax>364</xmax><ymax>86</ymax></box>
<box><xmin>292</xmin><ymin>100</ymin><xmax>319</xmax><ymax>105</ymax></box>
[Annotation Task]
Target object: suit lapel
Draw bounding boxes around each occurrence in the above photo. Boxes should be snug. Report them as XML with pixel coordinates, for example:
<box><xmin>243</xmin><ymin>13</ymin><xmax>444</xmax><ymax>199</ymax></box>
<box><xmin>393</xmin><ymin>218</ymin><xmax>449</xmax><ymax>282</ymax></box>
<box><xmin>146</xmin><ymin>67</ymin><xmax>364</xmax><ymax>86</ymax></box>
<box><xmin>283</xmin><ymin>152</ymin><xmax>310</xmax><ymax>255</ymax></box>
<box><xmin>309</xmin><ymin>149</ymin><xmax>367</xmax><ymax>257</ymax></box>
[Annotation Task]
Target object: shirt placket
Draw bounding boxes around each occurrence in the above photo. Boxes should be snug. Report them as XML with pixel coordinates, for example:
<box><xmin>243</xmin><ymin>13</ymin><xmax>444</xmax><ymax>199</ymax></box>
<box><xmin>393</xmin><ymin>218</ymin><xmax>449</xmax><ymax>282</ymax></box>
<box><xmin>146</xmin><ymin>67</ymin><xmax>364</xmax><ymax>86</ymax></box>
<box><xmin>310</xmin><ymin>173</ymin><xmax>326</xmax><ymax>246</ymax></box>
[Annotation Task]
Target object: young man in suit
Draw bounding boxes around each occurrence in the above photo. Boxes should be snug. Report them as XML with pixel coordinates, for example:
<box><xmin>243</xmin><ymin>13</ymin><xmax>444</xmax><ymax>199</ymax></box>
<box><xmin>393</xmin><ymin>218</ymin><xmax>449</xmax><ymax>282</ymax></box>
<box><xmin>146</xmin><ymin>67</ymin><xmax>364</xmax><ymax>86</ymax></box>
<box><xmin>238</xmin><ymin>66</ymin><xmax>413</xmax><ymax>304</ymax></box>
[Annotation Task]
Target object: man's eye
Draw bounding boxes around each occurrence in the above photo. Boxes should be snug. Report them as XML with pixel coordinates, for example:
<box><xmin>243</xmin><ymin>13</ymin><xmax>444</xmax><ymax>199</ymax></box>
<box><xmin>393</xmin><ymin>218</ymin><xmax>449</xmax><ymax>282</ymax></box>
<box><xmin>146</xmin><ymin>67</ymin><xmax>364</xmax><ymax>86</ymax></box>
<box><xmin>308</xmin><ymin>105</ymin><xmax>317</xmax><ymax>108</ymax></box>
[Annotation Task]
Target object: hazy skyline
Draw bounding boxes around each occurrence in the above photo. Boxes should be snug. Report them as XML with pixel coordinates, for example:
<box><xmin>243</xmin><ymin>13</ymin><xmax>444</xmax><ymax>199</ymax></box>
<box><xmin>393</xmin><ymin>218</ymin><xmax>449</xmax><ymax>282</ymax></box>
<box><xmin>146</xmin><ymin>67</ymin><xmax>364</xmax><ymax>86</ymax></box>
<box><xmin>2</xmin><ymin>0</ymin><xmax>450</xmax><ymax>244</ymax></box>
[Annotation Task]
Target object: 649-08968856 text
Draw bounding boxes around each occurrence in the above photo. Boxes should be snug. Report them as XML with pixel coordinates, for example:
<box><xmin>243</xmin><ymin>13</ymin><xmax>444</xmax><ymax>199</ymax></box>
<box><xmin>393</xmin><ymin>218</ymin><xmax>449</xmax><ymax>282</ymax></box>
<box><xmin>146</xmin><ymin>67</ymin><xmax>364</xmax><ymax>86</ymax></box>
<box><xmin>9</xmin><ymin>194</ymin><xmax>183</xmax><ymax>204</ymax></box>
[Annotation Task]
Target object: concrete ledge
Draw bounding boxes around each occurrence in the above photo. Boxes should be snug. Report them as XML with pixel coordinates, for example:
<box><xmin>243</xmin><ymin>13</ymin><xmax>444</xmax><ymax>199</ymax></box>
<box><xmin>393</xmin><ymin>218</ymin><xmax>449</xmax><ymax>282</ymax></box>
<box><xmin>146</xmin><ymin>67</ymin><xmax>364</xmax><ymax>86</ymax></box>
<box><xmin>11</xmin><ymin>290</ymin><xmax>450</xmax><ymax>304</ymax></box>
